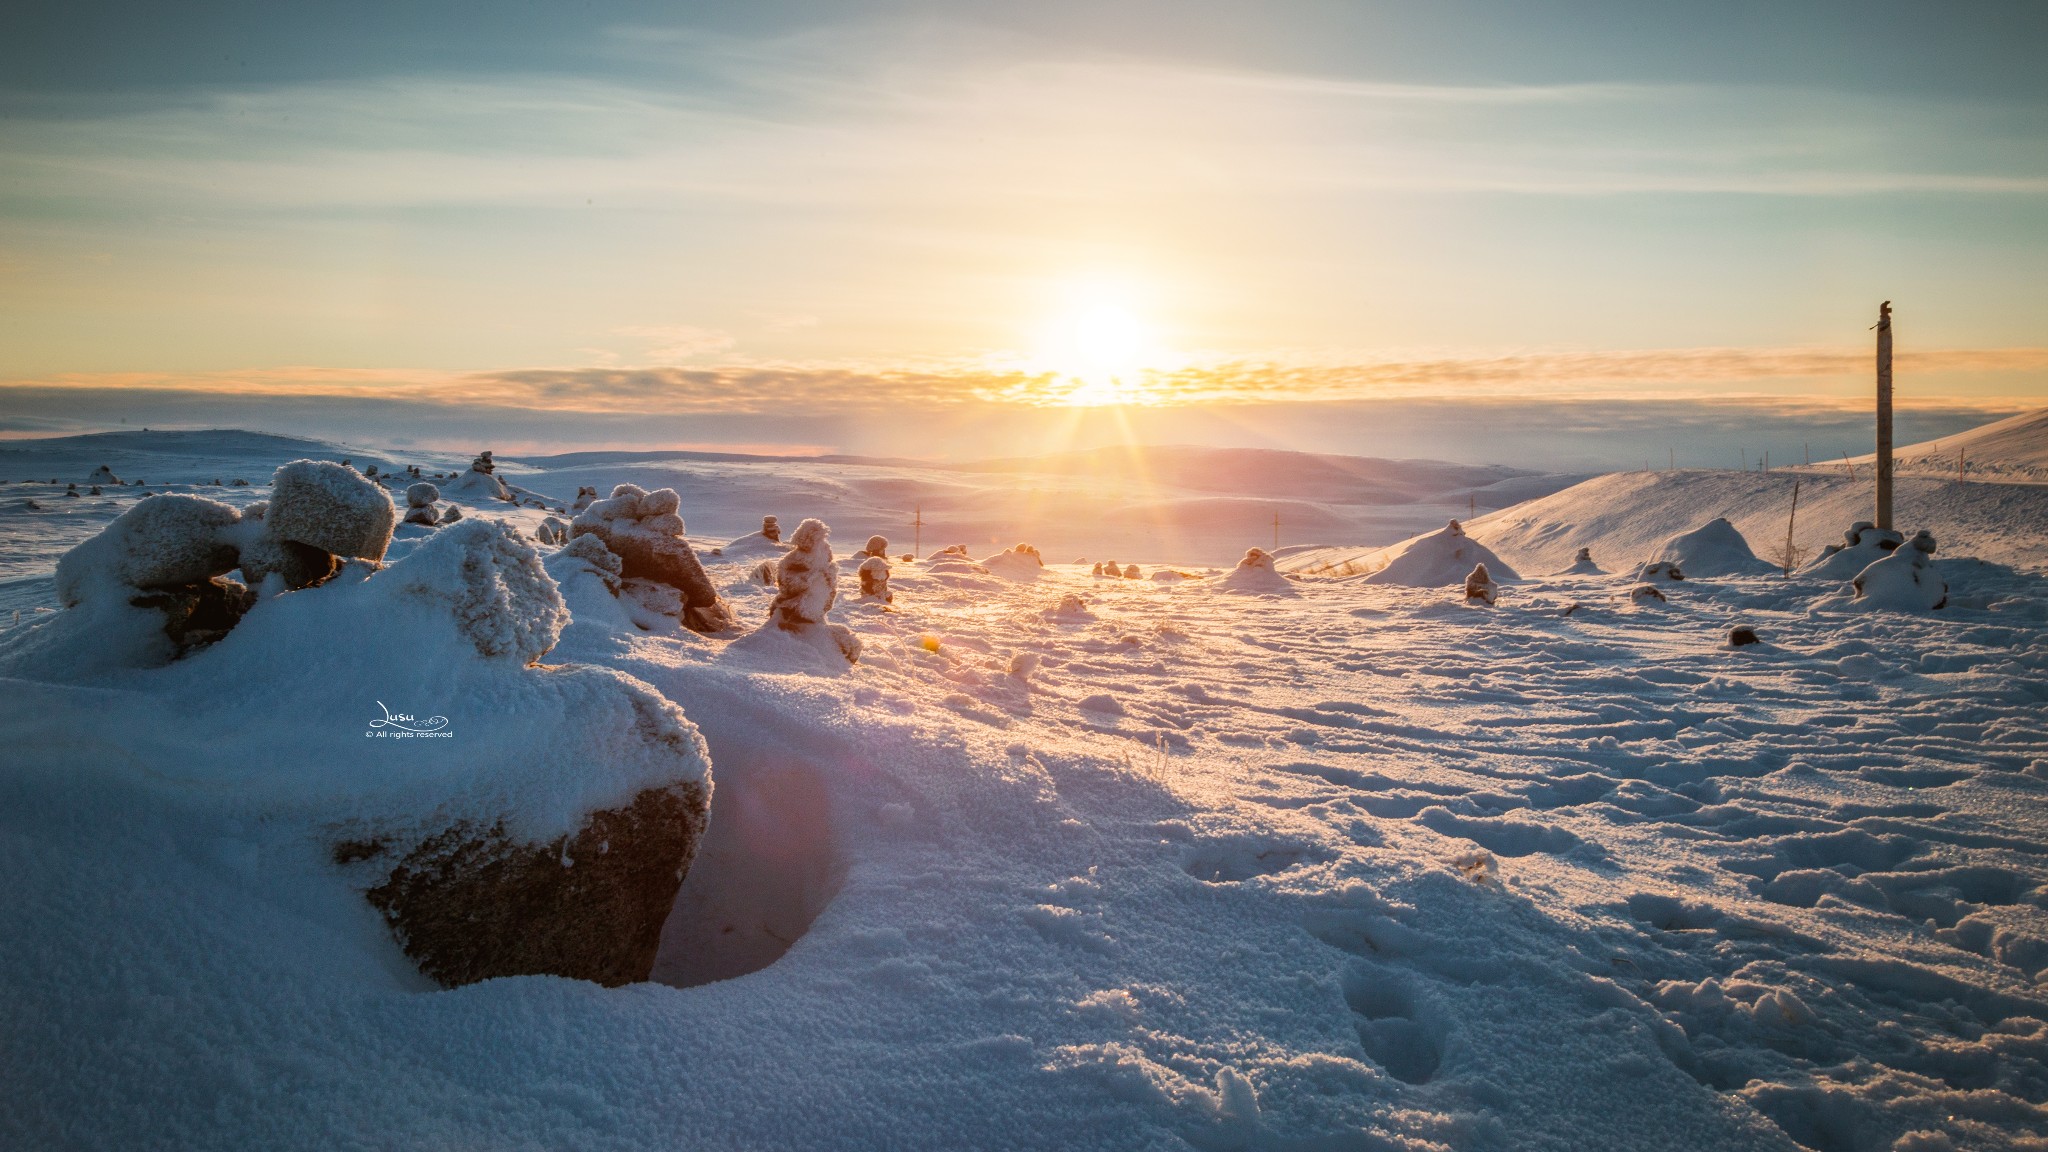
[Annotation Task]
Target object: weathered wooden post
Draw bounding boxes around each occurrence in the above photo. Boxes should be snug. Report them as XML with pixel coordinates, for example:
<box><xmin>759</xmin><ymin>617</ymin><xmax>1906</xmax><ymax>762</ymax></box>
<box><xmin>913</xmin><ymin>505</ymin><xmax>923</xmax><ymax>558</ymax></box>
<box><xmin>1272</xmin><ymin>510</ymin><xmax>1281</xmax><ymax>552</ymax></box>
<box><xmin>1875</xmin><ymin>301</ymin><xmax>1894</xmax><ymax>531</ymax></box>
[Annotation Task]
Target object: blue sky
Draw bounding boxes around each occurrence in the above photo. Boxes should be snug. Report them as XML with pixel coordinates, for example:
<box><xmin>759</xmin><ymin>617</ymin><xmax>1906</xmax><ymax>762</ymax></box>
<box><xmin>2</xmin><ymin>1</ymin><xmax>2045</xmax><ymax>463</ymax></box>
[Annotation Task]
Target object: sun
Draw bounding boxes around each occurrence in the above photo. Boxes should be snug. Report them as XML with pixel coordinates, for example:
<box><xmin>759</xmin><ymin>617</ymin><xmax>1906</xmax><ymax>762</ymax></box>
<box><xmin>1030</xmin><ymin>285</ymin><xmax>1162</xmax><ymax>405</ymax></box>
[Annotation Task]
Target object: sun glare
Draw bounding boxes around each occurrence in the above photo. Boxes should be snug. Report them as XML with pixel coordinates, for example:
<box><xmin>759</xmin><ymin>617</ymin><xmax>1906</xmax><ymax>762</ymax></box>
<box><xmin>1030</xmin><ymin>284</ymin><xmax>1164</xmax><ymax>405</ymax></box>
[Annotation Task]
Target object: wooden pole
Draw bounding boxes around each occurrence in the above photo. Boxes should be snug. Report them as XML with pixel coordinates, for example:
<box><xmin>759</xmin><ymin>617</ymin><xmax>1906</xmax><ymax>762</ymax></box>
<box><xmin>1782</xmin><ymin>480</ymin><xmax>1801</xmax><ymax>577</ymax></box>
<box><xmin>913</xmin><ymin>505</ymin><xmax>922</xmax><ymax>558</ymax></box>
<box><xmin>1876</xmin><ymin>301</ymin><xmax>1894</xmax><ymax>531</ymax></box>
<box><xmin>1272</xmin><ymin>510</ymin><xmax>1280</xmax><ymax>552</ymax></box>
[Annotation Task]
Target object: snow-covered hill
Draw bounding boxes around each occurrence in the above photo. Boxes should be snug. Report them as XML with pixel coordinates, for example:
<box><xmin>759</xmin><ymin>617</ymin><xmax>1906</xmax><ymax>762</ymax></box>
<box><xmin>1283</xmin><ymin>468</ymin><xmax>2048</xmax><ymax>580</ymax></box>
<box><xmin>1867</xmin><ymin>404</ymin><xmax>2048</xmax><ymax>483</ymax></box>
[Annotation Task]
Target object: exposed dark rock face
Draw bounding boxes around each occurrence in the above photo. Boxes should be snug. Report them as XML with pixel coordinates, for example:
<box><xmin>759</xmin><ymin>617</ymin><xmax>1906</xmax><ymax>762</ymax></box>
<box><xmin>131</xmin><ymin>577</ymin><xmax>257</xmax><ymax>652</ymax></box>
<box><xmin>354</xmin><ymin>780</ymin><xmax>710</xmax><ymax>988</ymax></box>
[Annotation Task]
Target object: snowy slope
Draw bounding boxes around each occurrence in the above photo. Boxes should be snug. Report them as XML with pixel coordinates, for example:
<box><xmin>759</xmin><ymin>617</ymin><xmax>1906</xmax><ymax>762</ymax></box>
<box><xmin>3</xmin><ymin>431</ymin><xmax>2047</xmax><ymax>1151</ymax></box>
<box><xmin>1285</xmin><ymin>469</ymin><xmax>2048</xmax><ymax>580</ymax></box>
<box><xmin>1858</xmin><ymin>404</ymin><xmax>2048</xmax><ymax>483</ymax></box>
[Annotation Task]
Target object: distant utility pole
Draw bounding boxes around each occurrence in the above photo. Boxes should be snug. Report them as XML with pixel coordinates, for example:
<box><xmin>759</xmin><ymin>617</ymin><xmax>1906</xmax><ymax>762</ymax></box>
<box><xmin>913</xmin><ymin>505</ymin><xmax>923</xmax><ymax>558</ymax></box>
<box><xmin>1875</xmin><ymin>300</ymin><xmax>1894</xmax><ymax>531</ymax></box>
<box><xmin>1669</xmin><ymin>447</ymin><xmax>1674</xmax><ymax>471</ymax></box>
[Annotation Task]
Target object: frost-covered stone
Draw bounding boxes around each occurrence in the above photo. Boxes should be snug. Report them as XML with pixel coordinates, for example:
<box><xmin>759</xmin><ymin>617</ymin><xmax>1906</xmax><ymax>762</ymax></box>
<box><xmin>761</xmin><ymin>515</ymin><xmax>782</xmax><ymax>543</ymax></box>
<box><xmin>1464</xmin><ymin>562</ymin><xmax>1499</xmax><ymax>605</ymax></box>
<box><xmin>752</xmin><ymin>559</ymin><xmax>778</xmax><ymax>587</ymax></box>
<box><xmin>1852</xmin><ymin>529</ymin><xmax>1946</xmax><ymax>611</ymax></box>
<box><xmin>1562</xmin><ymin>547</ymin><xmax>1601</xmax><ymax>575</ymax></box>
<box><xmin>570</xmin><ymin>484</ymin><xmax>732</xmax><ymax>633</ymax></box>
<box><xmin>54</xmin><ymin>493</ymin><xmax>243</xmax><ymax>607</ymax></box>
<box><xmin>572</xmin><ymin>485</ymin><xmax>599</xmax><ymax>511</ymax></box>
<box><xmin>440</xmin><ymin>504</ymin><xmax>464</xmax><ymax>523</ymax></box>
<box><xmin>861</xmin><ymin>535</ymin><xmax>889</xmax><ymax>558</ymax></box>
<box><xmin>1638</xmin><ymin>561</ymin><xmax>1685</xmax><ymax>582</ymax></box>
<box><xmin>406</xmin><ymin>482</ymin><xmax>440</xmax><ymax>509</ymax></box>
<box><xmin>268</xmin><ymin>460</ymin><xmax>397</xmax><ymax>560</ymax></box>
<box><xmin>858</xmin><ymin>555</ymin><xmax>892</xmax><ymax>602</ymax></box>
<box><xmin>535</xmin><ymin>516</ymin><xmax>568</xmax><ymax>546</ymax></box>
<box><xmin>1121</xmin><ymin>563</ymin><xmax>1140</xmax><ymax>579</ymax></box>
<box><xmin>385</xmin><ymin>519</ymin><xmax>568</xmax><ymax>664</ymax></box>
<box><xmin>1628</xmin><ymin>583</ymin><xmax>1669</xmax><ymax>605</ymax></box>
<box><xmin>88</xmin><ymin>464</ymin><xmax>120</xmax><ymax>485</ymax></box>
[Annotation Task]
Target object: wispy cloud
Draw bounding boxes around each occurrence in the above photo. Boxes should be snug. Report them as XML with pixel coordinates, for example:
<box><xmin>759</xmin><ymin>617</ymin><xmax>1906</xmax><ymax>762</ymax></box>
<box><xmin>8</xmin><ymin>346</ymin><xmax>2041</xmax><ymax>417</ymax></box>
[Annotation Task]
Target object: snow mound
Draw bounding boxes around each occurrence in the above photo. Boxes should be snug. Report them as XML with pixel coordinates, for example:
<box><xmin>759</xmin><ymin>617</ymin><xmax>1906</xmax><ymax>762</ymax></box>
<box><xmin>1802</xmin><ymin>521</ymin><xmax>1903</xmax><ymax>581</ymax></box>
<box><xmin>384</xmin><ymin>519</ymin><xmax>568</xmax><ymax>664</ymax></box>
<box><xmin>443</xmin><ymin>469</ymin><xmax>512</xmax><ymax>502</ymax></box>
<box><xmin>1868</xmin><ymin>403</ymin><xmax>2048</xmax><ymax>482</ymax></box>
<box><xmin>1358</xmin><ymin>520</ymin><xmax>1518</xmax><ymax>586</ymax></box>
<box><xmin>1216</xmin><ymin>547</ymin><xmax>1295</xmax><ymax>595</ymax></box>
<box><xmin>980</xmin><ymin>544</ymin><xmax>1045</xmax><ymax>582</ymax></box>
<box><xmin>1640</xmin><ymin>517</ymin><xmax>1776</xmax><ymax>578</ymax></box>
<box><xmin>1850</xmin><ymin>530</ymin><xmax>1947</xmax><ymax>611</ymax></box>
<box><xmin>1559</xmin><ymin>547</ymin><xmax>1602</xmax><ymax>575</ymax></box>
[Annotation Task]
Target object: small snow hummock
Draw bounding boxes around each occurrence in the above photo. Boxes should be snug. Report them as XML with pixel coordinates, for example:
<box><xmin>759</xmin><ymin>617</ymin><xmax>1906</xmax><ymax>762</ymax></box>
<box><xmin>404</xmin><ymin>482</ymin><xmax>443</xmax><ymax>526</ymax></box>
<box><xmin>1802</xmin><ymin>521</ymin><xmax>1905</xmax><ymax>581</ymax></box>
<box><xmin>857</xmin><ymin>555</ymin><xmax>892</xmax><ymax>602</ymax></box>
<box><xmin>1638</xmin><ymin>517</ymin><xmax>1776</xmax><ymax>579</ymax></box>
<box><xmin>569</xmin><ymin>484</ymin><xmax>733</xmax><ymax>633</ymax></box>
<box><xmin>1464</xmin><ymin>562</ymin><xmax>1499</xmax><ymax>605</ymax></box>
<box><xmin>1561</xmin><ymin>547</ymin><xmax>1601</xmax><ymax>575</ymax></box>
<box><xmin>730</xmin><ymin>517</ymin><xmax>861</xmax><ymax>666</ymax></box>
<box><xmin>1851</xmin><ymin>529</ymin><xmax>1946</xmax><ymax>611</ymax></box>
<box><xmin>721</xmin><ymin>515</ymin><xmax>791</xmax><ymax>560</ymax></box>
<box><xmin>88</xmin><ymin>464</ymin><xmax>120</xmax><ymax>485</ymax></box>
<box><xmin>1638</xmin><ymin>561</ymin><xmax>1684</xmax><ymax>582</ymax></box>
<box><xmin>1216</xmin><ymin>547</ymin><xmax>1294</xmax><ymax>595</ymax></box>
<box><xmin>1121</xmin><ymin>563</ymin><xmax>1141</xmax><ymax>579</ymax></box>
<box><xmin>981</xmin><ymin>543</ymin><xmax>1046</xmax><ymax>581</ymax></box>
<box><xmin>1361</xmin><ymin>520</ymin><xmax>1519</xmax><ymax>587</ymax></box>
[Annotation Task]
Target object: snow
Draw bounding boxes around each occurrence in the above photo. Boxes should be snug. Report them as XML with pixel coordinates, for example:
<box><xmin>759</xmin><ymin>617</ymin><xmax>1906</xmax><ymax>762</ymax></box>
<box><xmin>4</xmin><ymin>420</ymin><xmax>2048</xmax><ymax>1151</ymax></box>
<box><xmin>1214</xmin><ymin>546</ymin><xmax>1295</xmax><ymax>595</ymax></box>
<box><xmin>1311</xmin><ymin>519</ymin><xmax>1521</xmax><ymax>586</ymax></box>
<box><xmin>267</xmin><ymin>460</ymin><xmax>397</xmax><ymax>560</ymax></box>
<box><xmin>1861</xmin><ymin>403</ymin><xmax>2048</xmax><ymax>483</ymax></box>
<box><xmin>1641</xmin><ymin>517</ymin><xmax>1779</xmax><ymax>579</ymax></box>
<box><xmin>1849</xmin><ymin>530</ymin><xmax>1949</xmax><ymax>611</ymax></box>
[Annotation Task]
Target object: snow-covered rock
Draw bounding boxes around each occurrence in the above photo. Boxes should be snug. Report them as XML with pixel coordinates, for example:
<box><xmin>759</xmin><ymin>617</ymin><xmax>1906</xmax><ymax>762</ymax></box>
<box><xmin>1464</xmin><ymin>562</ymin><xmax>1499</xmax><ymax>605</ymax></box>
<box><xmin>1560</xmin><ymin>547</ymin><xmax>1601</xmax><ymax>575</ymax></box>
<box><xmin>1802</xmin><ymin>521</ymin><xmax>1904</xmax><ymax>581</ymax></box>
<box><xmin>53</xmin><ymin>493</ymin><xmax>242</xmax><ymax>607</ymax></box>
<box><xmin>860</xmin><ymin>535</ymin><xmax>890</xmax><ymax>558</ymax></box>
<box><xmin>1638</xmin><ymin>517</ymin><xmax>1776</xmax><ymax>579</ymax></box>
<box><xmin>442</xmin><ymin>468</ymin><xmax>512</xmax><ymax>503</ymax></box>
<box><xmin>1216</xmin><ymin>547</ymin><xmax>1294</xmax><ymax>595</ymax></box>
<box><xmin>383</xmin><ymin>520</ymin><xmax>568</xmax><ymax>665</ymax></box>
<box><xmin>1851</xmin><ymin>529</ymin><xmax>1946</xmax><ymax>611</ymax></box>
<box><xmin>857</xmin><ymin>555</ymin><xmax>892</xmax><ymax>602</ymax></box>
<box><xmin>268</xmin><ymin>460</ymin><xmax>397</xmax><ymax>560</ymax></box>
<box><xmin>1628</xmin><ymin>583</ymin><xmax>1669</xmax><ymax>605</ymax></box>
<box><xmin>1360</xmin><ymin>520</ymin><xmax>1519</xmax><ymax>586</ymax></box>
<box><xmin>403</xmin><ymin>482</ymin><xmax>442</xmax><ymax>527</ymax></box>
<box><xmin>569</xmin><ymin>484</ymin><xmax>733</xmax><ymax>633</ymax></box>
<box><xmin>87</xmin><ymin>464</ymin><xmax>120</xmax><ymax>485</ymax></box>
<box><xmin>535</xmin><ymin>515</ymin><xmax>568</xmax><ymax>546</ymax></box>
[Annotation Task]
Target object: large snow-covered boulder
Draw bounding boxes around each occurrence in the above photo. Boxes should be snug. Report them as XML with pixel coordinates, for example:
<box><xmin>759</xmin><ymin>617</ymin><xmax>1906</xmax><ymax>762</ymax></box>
<box><xmin>1361</xmin><ymin>520</ymin><xmax>1519</xmax><ymax>586</ymax></box>
<box><xmin>1638</xmin><ymin>518</ymin><xmax>1775</xmax><ymax>579</ymax></box>
<box><xmin>268</xmin><ymin>460</ymin><xmax>397</xmax><ymax>560</ymax></box>
<box><xmin>570</xmin><ymin>484</ymin><xmax>733</xmax><ymax>633</ymax></box>
<box><xmin>1851</xmin><ymin>529</ymin><xmax>1946</xmax><ymax>611</ymax></box>
<box><xmin>186</xmin><ymin>520</ymin><xmax>713</xmax><ymax>988</ymax></box>
<box><xmin>858</xmin><ymin>555</ymin><xmax>892</xmax><ymax>602</ymax></box>
<box><xmin>53</xmin><ymin>493</ymin><xmax>242</xmax><ymax>607</ymax></box>
<box><xmin>1216</xmin><ymin>547</ymin><xmax>1295</xmax><ymax>595</ymax></box>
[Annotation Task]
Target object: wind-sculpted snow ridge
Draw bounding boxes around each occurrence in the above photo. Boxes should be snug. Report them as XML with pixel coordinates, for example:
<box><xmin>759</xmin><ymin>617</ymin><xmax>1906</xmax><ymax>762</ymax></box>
<box><xmin>4</xmin><ymin>455</ymin><xmax>2048</xmax><ymax>1150</ymax></box>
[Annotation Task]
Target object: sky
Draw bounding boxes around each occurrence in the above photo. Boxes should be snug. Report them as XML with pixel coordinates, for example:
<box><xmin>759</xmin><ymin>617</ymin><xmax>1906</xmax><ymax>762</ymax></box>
<box><xmin>2</xmin><ymin>1</ymin><xmax>2046</xmax><ymax>467</ymax></box>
